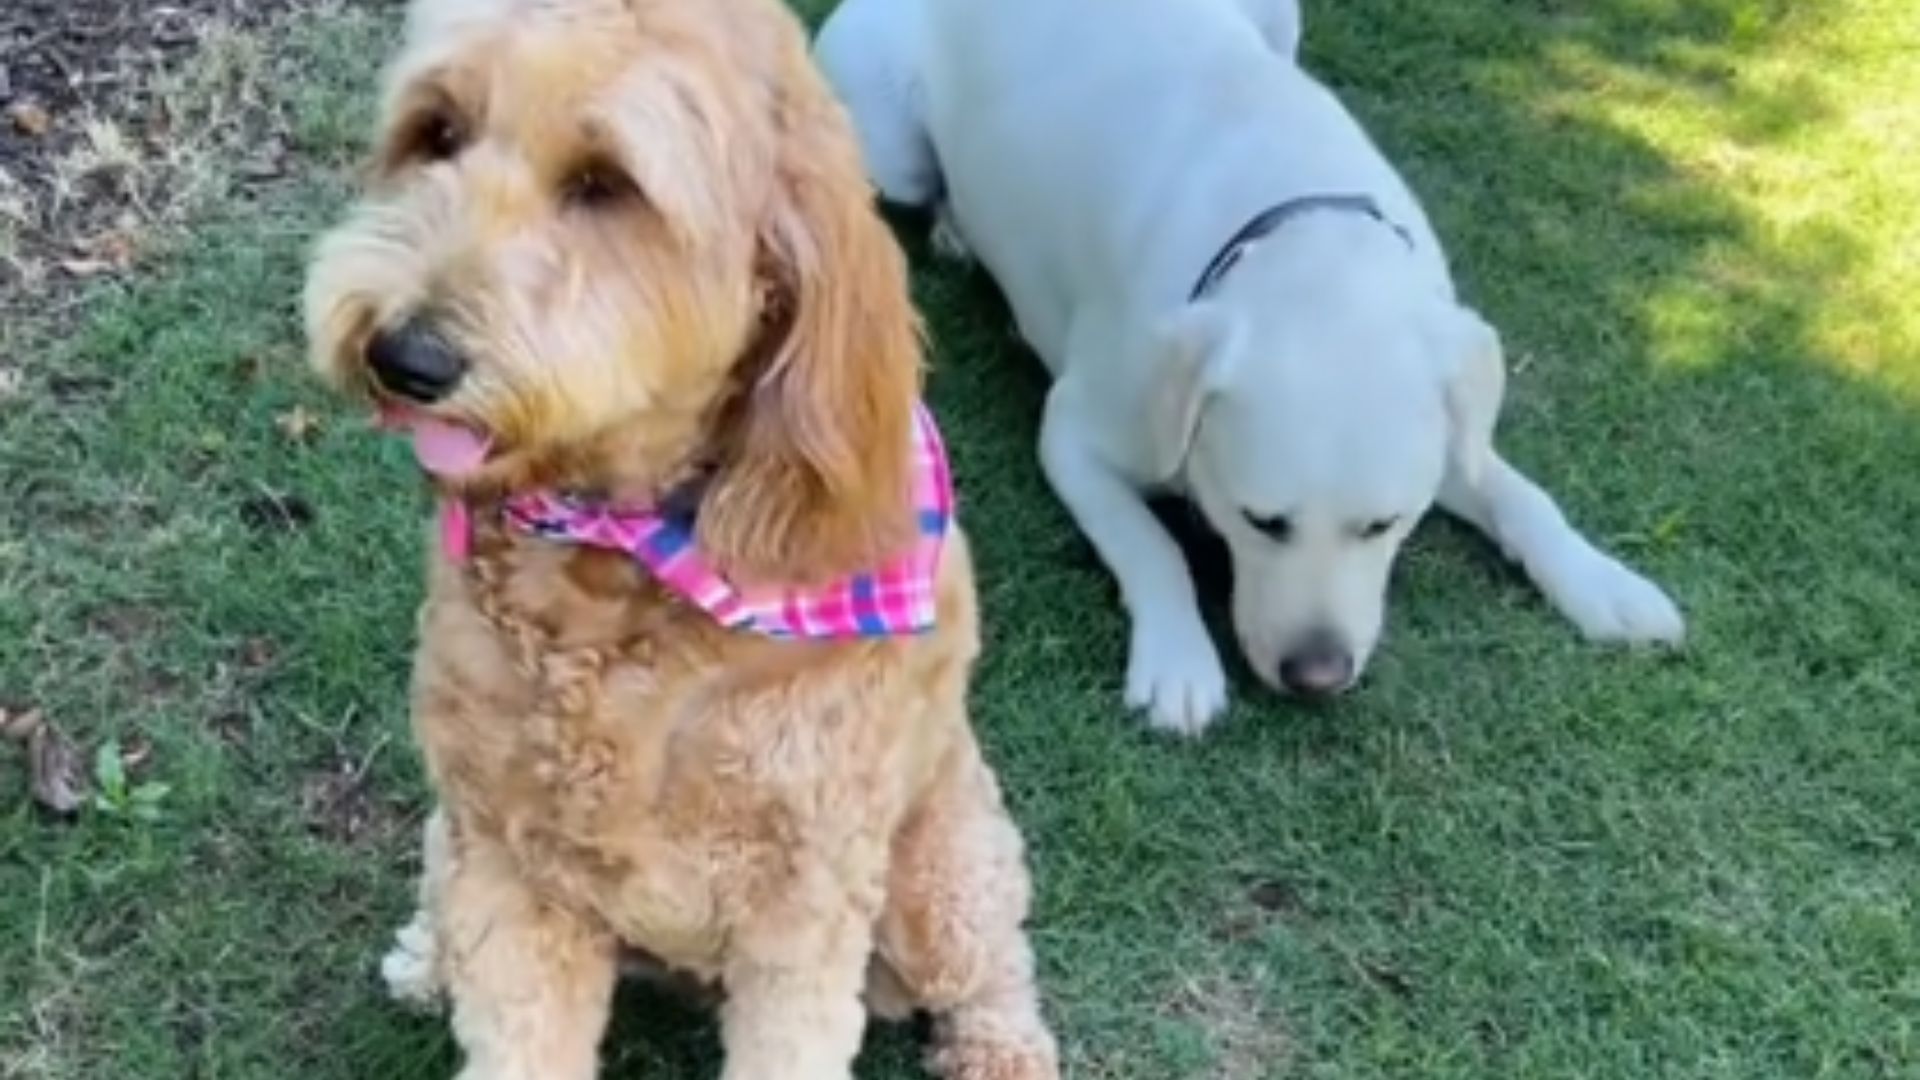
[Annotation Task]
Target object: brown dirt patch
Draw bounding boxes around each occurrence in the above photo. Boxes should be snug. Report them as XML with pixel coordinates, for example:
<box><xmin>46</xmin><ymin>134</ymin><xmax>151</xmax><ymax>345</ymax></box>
<box><xmin>299</xmin><ymin>748</ymin><xmax>408</xmax><ymax>845</ymax></box>
<box><xmin>0</xmin><ymin>0</ymin><xmax>379</xmax><ymax>328</ymax></box>
<box><xmin>1161</xmin><ymin>972</ymin><xmax>1291</xmax><ymax>1080</ymax></box>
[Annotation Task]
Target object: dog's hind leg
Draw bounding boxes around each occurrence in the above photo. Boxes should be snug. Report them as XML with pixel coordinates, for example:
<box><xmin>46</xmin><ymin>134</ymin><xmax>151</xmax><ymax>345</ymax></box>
<box><xmin>814</xmin><ymin>0</ymin><xmax>944</xmax><ymax>207</ymax></box>
<box><xmin>879</xmin><ymin>733</ymin><xmax>1059</xmax><ymax>1080</ymax></box>
<box><xmin>436</xmin><ymin>828</ymin><xmax>618</xmax><ymax>1080</ymax></box>
<box><xmin>381</xmin><ymin>806</ymin><xmax>453</xmax><ymax>1009</ymax></box>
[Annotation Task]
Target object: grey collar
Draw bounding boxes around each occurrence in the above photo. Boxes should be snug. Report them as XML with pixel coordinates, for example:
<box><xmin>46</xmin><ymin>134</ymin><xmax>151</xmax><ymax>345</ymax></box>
<box><xmin>1189</xmin><ymin>193</ymin><xmax>1415</xmax><ymax>301</ymax></box>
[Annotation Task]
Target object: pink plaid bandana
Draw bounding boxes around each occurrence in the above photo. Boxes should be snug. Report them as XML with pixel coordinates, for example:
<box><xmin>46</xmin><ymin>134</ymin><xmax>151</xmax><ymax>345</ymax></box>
<box><xmin>445</xmin><ymin>403</ymin><xmax>953</xmax><ymax>640</ymax></box>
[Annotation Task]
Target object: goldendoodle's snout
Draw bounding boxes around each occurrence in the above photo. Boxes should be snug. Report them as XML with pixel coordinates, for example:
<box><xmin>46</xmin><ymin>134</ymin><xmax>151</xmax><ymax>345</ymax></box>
<box><xmin>367</xmin><ymin>318</ymin><xmax>467</xmax><ymax>404</ymax></box>
<box><xmin>1277</xmin><ymin>629</ymin><xmax>1354</xmax><ymax>699</ymax></box>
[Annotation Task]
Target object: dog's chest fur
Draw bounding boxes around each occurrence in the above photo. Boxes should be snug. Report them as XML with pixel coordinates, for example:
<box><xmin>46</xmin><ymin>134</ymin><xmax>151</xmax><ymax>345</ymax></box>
<box><xmin>409</xmin><ymin>538</ymin><xmax>958</xmax><ymax>975</ymax></box>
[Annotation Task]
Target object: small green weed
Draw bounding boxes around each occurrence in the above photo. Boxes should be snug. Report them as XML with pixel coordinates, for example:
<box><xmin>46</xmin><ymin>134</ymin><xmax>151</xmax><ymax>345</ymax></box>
<box><xmin>88</xmin><ymin>742</ymin><xmax>172</xmax><ymax>824</ymax></box>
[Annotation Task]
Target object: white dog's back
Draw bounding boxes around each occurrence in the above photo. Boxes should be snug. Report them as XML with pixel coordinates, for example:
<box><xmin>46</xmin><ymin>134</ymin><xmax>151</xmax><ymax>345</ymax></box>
<box><xmin>825</xmin><ymin>0</ymin><xmax>1440</xmax><ymax>369</ymax></box>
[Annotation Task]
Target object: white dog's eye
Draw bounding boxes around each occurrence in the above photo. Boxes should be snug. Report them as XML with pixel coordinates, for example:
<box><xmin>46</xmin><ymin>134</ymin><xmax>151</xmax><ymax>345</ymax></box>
<box><xmin>1356</xmin><ymin>517</ymin><xmax>1399</xmax><ymax>540</ymax></box>
<box><xmin>1243</xmin><ymin>511</ymin><xmax>1293</xmax><ymax>543</ymax></box>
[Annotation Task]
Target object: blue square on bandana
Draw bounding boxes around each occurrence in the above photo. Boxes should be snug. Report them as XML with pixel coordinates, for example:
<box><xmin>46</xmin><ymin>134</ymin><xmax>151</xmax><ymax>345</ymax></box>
<box><xmin>918</xmin><ymin>508</ymin><xmax>947</xmax><ymax>535</ymax></box>
<box><xmin>646</xmin><ymin>524</ymin><xmax>693</xmax><ymax>559</ymax></box>
<box><xmin>850</xmin><ymin>575</ymin><xmax>886</xmax><ymax>636</ymax></box>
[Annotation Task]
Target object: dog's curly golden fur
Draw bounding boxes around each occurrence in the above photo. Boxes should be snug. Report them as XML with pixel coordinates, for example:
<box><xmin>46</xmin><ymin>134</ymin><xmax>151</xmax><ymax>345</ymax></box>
<box><xmin>300</xmin><ymin>0</ymin><xmax>1059</xmax><ymax>1076</ymax></box>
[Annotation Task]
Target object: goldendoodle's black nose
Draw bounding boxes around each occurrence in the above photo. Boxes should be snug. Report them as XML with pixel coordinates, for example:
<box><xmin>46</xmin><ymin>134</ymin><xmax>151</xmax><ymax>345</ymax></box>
<box><xmin>1278</xmin><ymin>631</ymin><xmax>1354</xmax><ymax>698</ymax></box>
<box><xmin>366</xmin><ymin>320</ymin><xmax>467</xmax><ymax>403</ymax></box>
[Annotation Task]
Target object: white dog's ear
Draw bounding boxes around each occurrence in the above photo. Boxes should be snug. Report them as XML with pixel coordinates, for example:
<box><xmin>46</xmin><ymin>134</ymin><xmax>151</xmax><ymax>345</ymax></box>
<box><xmin>1430</xmin><ymin>303</ymin><xmax>1506</xmax><ymax>486</ymax></box>
<box><xmin>1146</xmin><ymin>303</ymin><xmax>1239</xmax><ymax>481</ymax></box>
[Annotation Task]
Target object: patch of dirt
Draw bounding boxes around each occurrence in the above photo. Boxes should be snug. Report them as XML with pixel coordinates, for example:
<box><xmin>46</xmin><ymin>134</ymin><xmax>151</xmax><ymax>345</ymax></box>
<box><xmin>299</xmin><ymin>750</ymin><xmax>404</xmax><ymax>845</ymax></box>
<box><xmin>208</xmin><ymin>706</ymin><xmax>254</xmax><ymax>747</ymax></box>
<box><xmin>196</xmin><ymin>638</ymin><xmax>280</xmax><ymax>749</ymax></box>
<box><xmin>83</xmin><ymin>601</ymin><xmax>164</xmax><ymax>643</ymax></box>
<box><xmin>1212</xmin><ymin>877</ymin><xmax>1307</xmax><ymax>944</ymax></box>
<box><xmin>0</xmin><ymin>0</ymin><xmax>375</xmax><ymax>332</ymax></box>
<box><xmin>239</xmin><ymin>488</ymin><xmax>316</xmax><ymax>533</ymax></box>
<box><xmin>236</xmin><ymin>635</ymin><xmax>278</xmax><ymax>672</ymax></box>
<box><xmin>1246</xmin><ymin>878</ymin><xmax>1302</xmax><ymax>915</ymax></box>
<box><xmin>1160</xmin><ymin>972</ymin><xmax>1291</xmax><ymax>1080</ymax></box>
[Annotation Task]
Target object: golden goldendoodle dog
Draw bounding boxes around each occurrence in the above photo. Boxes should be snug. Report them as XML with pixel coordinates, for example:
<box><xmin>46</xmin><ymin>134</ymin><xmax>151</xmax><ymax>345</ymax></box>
<box><xmin>299</xmin><ymin>0</ymin><xmax>1060</xmax><ymax>1076</ymax></box>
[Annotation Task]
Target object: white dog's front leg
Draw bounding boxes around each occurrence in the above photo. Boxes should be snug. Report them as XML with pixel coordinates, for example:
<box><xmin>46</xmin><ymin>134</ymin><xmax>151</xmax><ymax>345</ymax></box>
<box><xmin>1441</xmin><ymin>453</ymin><xmax>1684</xmax><ymax>645</ymax></box>
<box><xmin>1041</xmin><ymin>388</ymin><xmax>1228</xmax><ymax>734</ymax></box>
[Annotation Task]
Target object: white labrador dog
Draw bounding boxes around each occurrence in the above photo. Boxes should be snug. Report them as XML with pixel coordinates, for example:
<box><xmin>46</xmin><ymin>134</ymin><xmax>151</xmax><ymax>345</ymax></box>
<box><xmin>816</xmin><ymin>0</ymin><xmax>1683</xmax><ymax>734</ymax></box>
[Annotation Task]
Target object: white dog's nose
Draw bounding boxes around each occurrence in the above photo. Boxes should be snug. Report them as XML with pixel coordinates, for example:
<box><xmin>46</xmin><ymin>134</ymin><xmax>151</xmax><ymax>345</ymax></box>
<box><xmin>1278</xmin><ymin>632</ymin><xmax>1353</xmax><ymax>698</ymax></box>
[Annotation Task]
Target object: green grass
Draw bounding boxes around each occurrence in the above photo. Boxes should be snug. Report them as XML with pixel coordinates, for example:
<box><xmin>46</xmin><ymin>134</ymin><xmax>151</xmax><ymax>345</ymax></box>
<box><xmin>4</xmin><ymin>0</ymin><xmax>1918</xmax><ymax>1076</ymax></box>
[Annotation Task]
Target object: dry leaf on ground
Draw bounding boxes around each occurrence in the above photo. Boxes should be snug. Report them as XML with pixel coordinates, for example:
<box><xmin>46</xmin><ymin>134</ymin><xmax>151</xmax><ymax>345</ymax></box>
<box><xmin>30</xmin><ymin>726</ymin><xmax>88</xmax><ymax>816</ymax></box>
<box><xmin>119</xmin><ymin>732</ymin><xmax>153</xmax><ymax>772</ymax></box>
<box><xmin>31</xmin><ymin>726</ymin><xmax>88</xmax><ymax>814</ymax></box>
<box><xmin>58</xmin><ymin>257</ymin><xmax>114</xmax><ymax>279</ymax></box>
<box><xmin>228</xmin><ymin>354</ymin><xmax>265</xmax><ymax>384</ymax></box>
<box><xmin>1</xmin><ymin>706</ymin><xmax>45</xmax><ymax>741</ymax></box>
<box><xmin>7</xmin><ymin>101</ymin><xmax>52</xmax><ymax>137</ymax></box>
<box><xmin>274</xmin><ymin>405</ymin><xmax>321</xmax><ymax>442</ymax></box>
<box><xmin>240</xmin><ymin>636</ymin><xmax>277</xmax><ymax>670</ymax></box>
<box><xmin>3</xmin><ymin>706</ymin><xmax>91</xmax><ymax>816</ymax></box>
<box><xmin>75</xmin><ymin>229</ymin><xmax>138</xmax><ymax>270</ymax></box>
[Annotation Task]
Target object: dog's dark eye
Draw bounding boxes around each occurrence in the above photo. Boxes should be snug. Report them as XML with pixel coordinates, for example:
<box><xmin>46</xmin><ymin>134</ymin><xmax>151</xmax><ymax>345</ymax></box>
<box><xmin>1357</xmin><ymin>516</ymin><xmax>1399</xmax><ymax>540</ymax></box>
<box><xmin>560</xmin><ymin>161</ymin><xmax>637</xmax><ymax>209</ymax></box>
<box><xmin>1244</xmin><ymin>511</ymin><xmax>1293</xmax><ymax>543</ymax></box>
<box><xmin>408</xmin><ymin>111</ymin><xmax>467</xmax><ymax>163</ymax></box>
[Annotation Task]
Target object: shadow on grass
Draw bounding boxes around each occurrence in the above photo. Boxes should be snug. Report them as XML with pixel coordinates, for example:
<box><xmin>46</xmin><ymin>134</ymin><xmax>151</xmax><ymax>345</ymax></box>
<box><xmin>309</xmin><ymin>977</ymin><xmax>929</xmax><ymax>1077</ymax></box>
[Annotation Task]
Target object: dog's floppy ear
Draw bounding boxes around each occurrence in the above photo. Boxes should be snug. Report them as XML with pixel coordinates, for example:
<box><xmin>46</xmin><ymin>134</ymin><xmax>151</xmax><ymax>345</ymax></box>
<box><xmin>697</xmin><ymin>68</ymin><xmax>921</xmax><ymax>586</ymax></box>
<box><xmin>1430</xmin><ymin>303</ymin><xmax>1506</xmax><ymax>486</ymax></box>
<box><xmin>1145</xmin><ymin>302</ymin><xmax>1240</xmax><ymax>481</ymax></box>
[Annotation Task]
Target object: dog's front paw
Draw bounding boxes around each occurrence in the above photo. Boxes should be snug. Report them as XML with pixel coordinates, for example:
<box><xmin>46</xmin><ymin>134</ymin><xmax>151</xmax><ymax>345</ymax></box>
<box><xmin>380</xmin><ymin>910</ymin><xmax>444</xmax><ymax>1010</ymax></box>
<box><xmin>1547</xmin><ymin>549</ymin><xmax>1685</xmax><ymax>646</ymax></box>
<box><xmin>1124</xmin><ymin>619</ymin><xmax>1229</xmax><ymax>736</ymax></box>
<box><xmin>929</xmin><ymin>1037</ymin><xmax>1059</xmax><ymax>1080</ymax></box>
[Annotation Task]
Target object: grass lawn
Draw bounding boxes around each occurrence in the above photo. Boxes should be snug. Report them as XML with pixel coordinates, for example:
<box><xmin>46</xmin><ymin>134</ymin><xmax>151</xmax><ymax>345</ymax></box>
<box><xmin>4</xmin><ymin>0</ymin><xmax>1918</xmax><ymax>1076</ymax></box>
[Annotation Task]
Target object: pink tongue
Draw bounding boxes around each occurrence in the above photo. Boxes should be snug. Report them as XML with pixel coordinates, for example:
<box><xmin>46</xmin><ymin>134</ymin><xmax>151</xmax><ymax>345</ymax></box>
<box><xmin>381</xmin><ymin>408</ymin><xmax>490</xmax><ymax>478</ymax></box>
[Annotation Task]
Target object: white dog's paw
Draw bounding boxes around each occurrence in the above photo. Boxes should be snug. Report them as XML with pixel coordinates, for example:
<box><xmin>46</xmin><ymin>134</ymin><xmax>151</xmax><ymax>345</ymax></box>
<box><xmin>1547</xmin><ymin>549</ymin><xmax>1685</xmax><ymax>646</ymax></box>
<box><xmin>1124</xmin><ymin>620</ymin><xmax>1229</xmax><ymax>736</ymax></box>
<box><xmin>930</xmin><ymin>203</ymin><xmax>973</xmax><ymax>263</ymax></box>
<box><xmin>380</xmin><ymin>911</ymin><xmax>443</xmax><ymax>1010</ymax></box>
